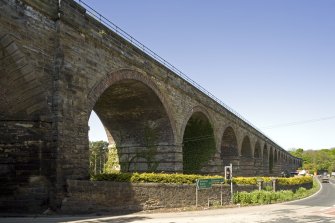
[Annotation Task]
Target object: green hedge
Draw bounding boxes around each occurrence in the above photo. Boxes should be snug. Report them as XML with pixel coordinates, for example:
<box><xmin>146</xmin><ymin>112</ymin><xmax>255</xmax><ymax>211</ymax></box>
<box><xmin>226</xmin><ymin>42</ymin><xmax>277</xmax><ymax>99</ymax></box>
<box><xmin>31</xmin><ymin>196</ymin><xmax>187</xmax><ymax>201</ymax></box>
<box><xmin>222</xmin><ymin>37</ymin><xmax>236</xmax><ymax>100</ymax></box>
<box><xmin>232</xmin><ymin>176</ymin><xmax>312</xmax><ymax>185</ymax></box>
<box><xmin>91</xmin><ymin>173</ymin><xmax>313</xmax><ymax>186</ymax></box>
<box><xmin>276</xmin><ymin>176</ymin><xmax>313</xmax><ymax>185</ymax></box>
<box><xmin>91</xmin><ymin>172</ymin><xmax>223</xmax><ymax>184</ymax></box>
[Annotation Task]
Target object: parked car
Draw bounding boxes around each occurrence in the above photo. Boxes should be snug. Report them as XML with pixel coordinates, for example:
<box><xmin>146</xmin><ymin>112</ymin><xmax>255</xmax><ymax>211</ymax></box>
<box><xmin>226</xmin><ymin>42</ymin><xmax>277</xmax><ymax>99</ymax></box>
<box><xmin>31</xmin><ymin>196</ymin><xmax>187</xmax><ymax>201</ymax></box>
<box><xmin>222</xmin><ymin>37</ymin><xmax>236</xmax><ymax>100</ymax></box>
<box><xmin>322</xmin><ymin>175</ymin><xmax>329</xmax><ymax>183</ymax></box>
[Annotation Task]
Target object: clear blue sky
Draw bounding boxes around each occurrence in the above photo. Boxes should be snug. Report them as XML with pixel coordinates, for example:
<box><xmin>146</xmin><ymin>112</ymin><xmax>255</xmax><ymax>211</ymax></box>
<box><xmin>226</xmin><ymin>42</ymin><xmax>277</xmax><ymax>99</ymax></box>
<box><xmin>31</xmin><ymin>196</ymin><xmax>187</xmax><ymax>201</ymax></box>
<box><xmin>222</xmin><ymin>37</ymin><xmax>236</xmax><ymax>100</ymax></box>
<box><xmin>86</xmin><ymin>0</ymin><xmax>335</xmax><ymax>150</ymax></box>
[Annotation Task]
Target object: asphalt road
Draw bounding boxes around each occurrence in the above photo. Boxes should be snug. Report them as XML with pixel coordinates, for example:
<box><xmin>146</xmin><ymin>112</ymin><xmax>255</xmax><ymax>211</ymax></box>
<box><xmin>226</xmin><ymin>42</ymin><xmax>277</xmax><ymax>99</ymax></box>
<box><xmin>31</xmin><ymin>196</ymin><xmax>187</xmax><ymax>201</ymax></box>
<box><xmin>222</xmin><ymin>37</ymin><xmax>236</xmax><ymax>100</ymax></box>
<box><xmin>1</xmin><ymin>178</ymin><xmax>335</xmax><ymax>223</ymax></box>
<box><xmin>287</xmin><ymin>177</ymin><xmax>335</xmax><ymax>207</ymax></box>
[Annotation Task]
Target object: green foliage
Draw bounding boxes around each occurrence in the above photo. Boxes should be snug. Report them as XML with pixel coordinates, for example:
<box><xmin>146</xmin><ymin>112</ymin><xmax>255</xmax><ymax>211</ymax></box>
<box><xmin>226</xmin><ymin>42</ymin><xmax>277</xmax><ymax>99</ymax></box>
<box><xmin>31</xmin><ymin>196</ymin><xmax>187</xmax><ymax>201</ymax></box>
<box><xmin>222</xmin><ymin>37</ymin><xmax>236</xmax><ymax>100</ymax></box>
<box><xmin>289</xmin><ymin>147</ymin><xmax>335</xmax><ymax>174</ymax></box>
<box><xmin>91</xmin><ymin>173</ymin><xmax>312</xmax><ymax>187</ymax></box>
<box><xmin>120</xmin><ymin>125</ymin><xmax>160</xmax><ymax>172</ymax></box>
<box><xmin>182</xmin><ymin>116</ymin><xmax>216</xmax><ymax>173</ymax></box>
<box><xmin>91</xmin><ymin>172</ymin><xmax>223</xmax><ymax>184</ymax></box>
<box><xmin>231</xmin><ymin>176</ymin><xmax>312</xmax><ymax>185</ymax></box>
<box><xmin>276</xmin><ymin>176</ymin><xmax>312</xmax><ymax>185</ymax></box>
<box><xmin>234</xmin><ymin>189</ymin><xmax>297</xmax><ymax>205</ymax></box>
<box><xmin>232</xmin><ymin>177</ymin><xmax>271</xmax><ymax>185</ymax></box>
<box><xmin>104</xmin><ymin>145</ymin><xmax>120</xmax><ymax>173</ymax></box>
<box><xmin>294</xmin><ymin>187</ymin><xmax>307</xmax><ymax>199</ymax></box>
<box><xmin>89</xmin><ymin>140</ymin><xmax>109</xmax><ymax>175</ymax></box>
<box><xmin>234</xmin><ymin>177</ymin><xmax>319</xmax><ymax>205</ymax></box>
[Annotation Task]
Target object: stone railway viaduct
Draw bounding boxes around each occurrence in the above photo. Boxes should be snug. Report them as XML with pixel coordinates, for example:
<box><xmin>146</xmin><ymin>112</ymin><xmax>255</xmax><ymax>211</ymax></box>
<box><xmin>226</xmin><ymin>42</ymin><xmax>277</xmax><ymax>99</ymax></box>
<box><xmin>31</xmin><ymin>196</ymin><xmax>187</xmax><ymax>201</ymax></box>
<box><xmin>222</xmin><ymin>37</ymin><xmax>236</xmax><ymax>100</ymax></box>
<box><xmin>0</xmin><ymin>0</ymin><xmax>301</xmax><ymax>212</ymax></box>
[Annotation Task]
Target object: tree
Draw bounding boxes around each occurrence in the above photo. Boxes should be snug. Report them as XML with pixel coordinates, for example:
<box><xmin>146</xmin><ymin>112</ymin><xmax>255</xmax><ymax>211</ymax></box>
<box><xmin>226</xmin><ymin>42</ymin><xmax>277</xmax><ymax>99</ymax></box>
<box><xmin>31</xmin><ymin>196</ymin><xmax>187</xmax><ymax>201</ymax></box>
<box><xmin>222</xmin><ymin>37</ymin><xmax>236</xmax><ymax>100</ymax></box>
<box><xmin>89</xmin><ymin>140</ymin><xmax>108</xmax><ymax>175</ymax></box>
<box><xmin>289</xmin><ymin>147</ymin><xmax>335</xmax><ymax>174</ymax></box>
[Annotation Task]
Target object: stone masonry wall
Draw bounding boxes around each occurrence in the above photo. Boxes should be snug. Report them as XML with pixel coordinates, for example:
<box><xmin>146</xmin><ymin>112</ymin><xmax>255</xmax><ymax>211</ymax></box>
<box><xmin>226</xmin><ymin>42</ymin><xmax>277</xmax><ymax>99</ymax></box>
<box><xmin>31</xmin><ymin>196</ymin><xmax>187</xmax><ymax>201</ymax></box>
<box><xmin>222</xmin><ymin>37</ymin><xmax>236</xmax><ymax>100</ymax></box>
<box><xmin>0</xmin><ymin>0</ymin><xmax>302</xmax><ymax>213</ymax></box>
<box><xmin>61</xmin><ymin>180</ymin><xmax>255</xmax><ymax>214</ymax></box>
<box><xmin>61</xmin><ymin>180</ymin><xmax>312</xmax><ymax>214</ymax></box>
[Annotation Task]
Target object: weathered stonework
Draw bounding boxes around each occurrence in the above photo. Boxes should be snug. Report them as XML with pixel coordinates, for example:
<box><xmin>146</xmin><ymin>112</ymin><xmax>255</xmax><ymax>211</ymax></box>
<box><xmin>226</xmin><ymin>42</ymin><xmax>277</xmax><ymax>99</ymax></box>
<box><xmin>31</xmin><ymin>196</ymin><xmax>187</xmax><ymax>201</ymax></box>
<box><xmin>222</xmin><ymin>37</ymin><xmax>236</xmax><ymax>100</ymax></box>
<box><xmin>61</xmin><ymin>180</ymin><xmax>312</xmax><ymax>214</ymax></box>
<box><xmin>0</xmin><ymin>0</ymin><xmax>302</xmax><ymax>213</ymax></box>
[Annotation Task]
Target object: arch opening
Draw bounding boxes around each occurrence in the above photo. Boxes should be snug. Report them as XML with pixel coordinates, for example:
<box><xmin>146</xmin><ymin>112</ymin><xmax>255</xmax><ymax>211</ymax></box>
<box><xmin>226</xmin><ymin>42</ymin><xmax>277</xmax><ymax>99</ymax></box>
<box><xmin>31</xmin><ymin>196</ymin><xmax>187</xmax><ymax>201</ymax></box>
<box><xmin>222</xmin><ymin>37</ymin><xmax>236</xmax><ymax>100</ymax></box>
<box><xmin>269</xmin><ymin>147</ymin><xmax>274</xmax><ymax>174</ymax></box>
<box><xmin>254</xmin><ymin>142</ymin><xmax>262</xmax><ymax>176</ymax></box>
<box><xmin>263</xmin><ymin>145</ymin><xmax>269</xmax><ymax>175</ymax></box>
<box><xmin>254</xmin><ymin>142</ymin><xmax>261</xmax><ymax>158</ymax></box>
<box><xmin>182</xmin><ymin>112</ymin><xmax>215</xmax><ymax>174</ymax></box>
<box><xmin>241</xmin><ymin>136</ymin><xmax>252</xmax><ymax>157</ymax></box>
<box><xmin>88</xmin><ymin>111</ymin><xmax>109</xmax><ymax>175</ymax></box>
<box><xmin>240</xmin><ymin>136</ymin><xmax>253</xmax><ymax>176</ymax></box>
<box><xmin>91</xmin><ymin>78</ymin><xmax>174</xmax><ymax>173</ymax></box>
<box><xmin>220</xmin><ymin>126</ymin><xmax>239</xmax><ymax>173</ymax></box>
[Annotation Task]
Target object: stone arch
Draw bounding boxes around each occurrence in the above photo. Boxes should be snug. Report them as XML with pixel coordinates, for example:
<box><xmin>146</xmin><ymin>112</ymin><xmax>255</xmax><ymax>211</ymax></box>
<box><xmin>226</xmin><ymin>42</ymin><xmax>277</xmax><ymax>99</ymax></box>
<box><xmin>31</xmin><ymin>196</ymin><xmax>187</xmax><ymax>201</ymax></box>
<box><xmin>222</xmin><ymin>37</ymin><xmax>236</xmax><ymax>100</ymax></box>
<box><xmin>87</xmin><ymin>69</ymin><xmax>176</xmax><ymax>172</ymax></box>
<box><xmin>0</xmin><ymin>34</ymin><xmax>47</xmax><ymax>118</ymax></box>
<box><xmin>274</xmin><ymin>149</ymin><xmax>278</xmax><ymax>164</ymax></box>
<box><xmin>182</xmin><ymin>110</ymin><xmax>216</xmax><ymax>174</ymax></box>
<box><xmin>0</xmin><ymin>33</ymin><xmax>52</xmax><ymax>212</ymax></box>
<box><xmin>263</xmin><ymin>144</ymin><xmax>269</xmax><ymax>175</ymax></box>
<box><xmin>241</xmin><ymin>136</ymin><xmax>252</xmax><ymax>157</ymax></box>
<box><xmin>269</xmin><ymin>147</ymin><xmax>274</xmax><ymax>174</ymax></box>
<box><xmin>254</xmin><ymin>141</ymin><xmax>261</xmax><ymax>158</ymax></box>
<box><xmin>220</xmin><ymin>126</ymin><xmax>239</xmax><ymax>171</ymax></box>
<box><xmin>221</xmin><ymin>126</ymin><xmax>239</xmax><ymax>157</ymax></box>
<box><xmin>253</xmin><ymin>141</ymin><xmax>262</xmax><ymax>176</ymax></box>
<box><xmin>180</xmin><ymin>106</ymin><xmax>214</xmax><ymax>141</ymax></box>
<box><xmin>239</xmin><ymin>135</ymin><xmax>253</xmax><ymax>176</ymax></box>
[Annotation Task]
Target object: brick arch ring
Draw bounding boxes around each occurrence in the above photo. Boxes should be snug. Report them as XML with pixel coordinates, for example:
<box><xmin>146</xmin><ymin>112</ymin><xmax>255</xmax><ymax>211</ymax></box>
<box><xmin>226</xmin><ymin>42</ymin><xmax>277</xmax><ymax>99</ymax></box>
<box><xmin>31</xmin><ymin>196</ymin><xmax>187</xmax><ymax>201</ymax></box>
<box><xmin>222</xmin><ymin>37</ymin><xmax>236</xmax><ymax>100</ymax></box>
<box><xmin>87</xmin><ymin>68</ymin><xmax>177</xmax><ymax>142</ymax></box>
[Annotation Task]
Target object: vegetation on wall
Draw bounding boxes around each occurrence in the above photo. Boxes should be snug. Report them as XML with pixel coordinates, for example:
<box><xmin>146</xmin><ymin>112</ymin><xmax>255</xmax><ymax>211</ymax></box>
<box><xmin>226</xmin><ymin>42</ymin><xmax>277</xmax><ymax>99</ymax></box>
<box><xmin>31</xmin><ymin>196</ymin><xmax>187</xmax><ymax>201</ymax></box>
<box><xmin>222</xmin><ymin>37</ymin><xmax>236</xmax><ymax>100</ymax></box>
<box><xmin>91</xmin><ymin>172</ymin><xmax>223</xmax><ymax>184</ymax></box>
<box><xmin>91</xmin><ymin>172</ymin><xmax>313</xmax><ymax>186</ymax></box>
<box><xmin>231</xmin><ymin>176</ymin><xmax>312</xmax><ymax>185</ymax></box>
<box><xmin>119</xmin><ymin>125</ymin><xmax>159</xmax><ymax>172</ymax></box>
<box><xmin>91</xmin><ymin>125</ymin><xmax>159</xmax><ymax>174</ymax></box>
<box><xmin>182</xmin><ymin>115</ymin><xmax>216</xmax><ymax>173</ymax></box>
<box><xmin>289</xmin><ymin>148</ymin><xmax>335</xmax><ymax>174</ymax></box>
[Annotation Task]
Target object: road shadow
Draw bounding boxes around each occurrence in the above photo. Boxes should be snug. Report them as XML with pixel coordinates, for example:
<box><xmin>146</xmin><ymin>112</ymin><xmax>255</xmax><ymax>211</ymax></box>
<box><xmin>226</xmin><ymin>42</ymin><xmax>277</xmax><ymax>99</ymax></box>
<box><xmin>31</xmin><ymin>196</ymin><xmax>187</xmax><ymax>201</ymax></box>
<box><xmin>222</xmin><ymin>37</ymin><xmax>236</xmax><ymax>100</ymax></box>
<box><xmin>0</xmin><ymin>216</ymin><xmax>150</xmax><ymax>223</ymax></box>
<box><xmin>256</xmin><ymin>215</ymin><xmax>334</xmax><ymax>223</ymax></box>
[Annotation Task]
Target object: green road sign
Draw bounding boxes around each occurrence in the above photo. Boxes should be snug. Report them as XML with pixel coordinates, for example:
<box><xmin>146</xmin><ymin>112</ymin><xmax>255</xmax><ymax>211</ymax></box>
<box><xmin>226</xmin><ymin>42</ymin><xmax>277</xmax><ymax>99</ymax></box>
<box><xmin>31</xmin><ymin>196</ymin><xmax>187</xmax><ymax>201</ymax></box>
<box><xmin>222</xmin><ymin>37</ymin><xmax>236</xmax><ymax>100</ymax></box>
<box><xmin>196</xmin><ymin>179</ymin><xmax>212</xmax><ymax>189</ymax></box>
<box><xmin>211</xmin><ymin>178</ymin><xmax>224</xmax><ymax>184</ymax></box>
<box><xmin>196</xmin><ymin>178</ymin><xmax>224</xmax><ymax>189</ymax></box>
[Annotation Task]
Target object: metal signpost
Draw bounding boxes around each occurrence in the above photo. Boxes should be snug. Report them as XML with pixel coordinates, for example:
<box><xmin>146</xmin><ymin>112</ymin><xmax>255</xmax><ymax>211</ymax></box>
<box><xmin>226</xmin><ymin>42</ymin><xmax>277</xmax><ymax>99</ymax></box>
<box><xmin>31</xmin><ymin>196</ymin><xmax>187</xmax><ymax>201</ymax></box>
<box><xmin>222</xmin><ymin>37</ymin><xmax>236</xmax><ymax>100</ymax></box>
<box><xmin>225</xmin><ymin>163</ymin><xmax>233</xmax><ymax>203</ymax></box>
<box><xmin>195</xmin><ymin>178</ymin><xmax>224</xmax><ymax>207</ymax></box>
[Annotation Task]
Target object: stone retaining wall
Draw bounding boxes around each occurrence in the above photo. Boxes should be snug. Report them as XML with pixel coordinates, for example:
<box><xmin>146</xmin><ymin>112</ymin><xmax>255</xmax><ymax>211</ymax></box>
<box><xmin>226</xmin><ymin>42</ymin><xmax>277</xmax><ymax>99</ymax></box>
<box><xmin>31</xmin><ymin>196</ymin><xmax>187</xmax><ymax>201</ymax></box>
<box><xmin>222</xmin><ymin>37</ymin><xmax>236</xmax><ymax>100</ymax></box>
<box><xmin>61</xmin><ymin>180</ymin><xmax>312</xmax><ymax>214</ymax></box>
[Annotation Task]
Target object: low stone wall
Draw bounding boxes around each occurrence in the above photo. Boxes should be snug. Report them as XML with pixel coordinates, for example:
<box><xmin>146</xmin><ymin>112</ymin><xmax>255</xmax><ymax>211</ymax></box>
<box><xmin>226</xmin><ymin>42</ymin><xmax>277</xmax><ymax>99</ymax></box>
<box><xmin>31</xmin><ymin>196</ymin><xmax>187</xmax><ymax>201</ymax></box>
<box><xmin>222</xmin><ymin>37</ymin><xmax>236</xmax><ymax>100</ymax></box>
<box><xmin>61</xmin><ymin>180</ymin><xmax>312</xmax><ymax>214</ymax></box>
<box><xmin>61</xmin><ymin>180</ymin><xmax>259</xmax><ymax>214</ymax></box>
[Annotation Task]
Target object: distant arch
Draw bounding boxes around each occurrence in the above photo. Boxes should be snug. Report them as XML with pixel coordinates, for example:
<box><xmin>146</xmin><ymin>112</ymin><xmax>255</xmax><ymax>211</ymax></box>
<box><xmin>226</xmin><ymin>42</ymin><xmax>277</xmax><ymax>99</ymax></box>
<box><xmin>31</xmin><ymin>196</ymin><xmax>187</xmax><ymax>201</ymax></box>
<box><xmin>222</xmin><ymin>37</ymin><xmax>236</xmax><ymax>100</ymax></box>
<box><xmin>182</xmin><ymin>111</ymin><xmax>216</xmax><ymax>174</ymax></box>
<box><xmin>263</xmin><ymin>144</ymin><xmax>269</xmax><ymax>175</ymax></box>
<box><xmin>221</xmin><ymin>126</ymin><xmax>239</xmax><ymax>157</ymax></box>
<box><xmin>241</xmin><ymin>136</ymin><xmax>252</xmax><ymax>157</ymax></box>
<box><xmin>254</xmin><ymin>141</ymin><xmax>261</xmax><ymax>158</ymax></box>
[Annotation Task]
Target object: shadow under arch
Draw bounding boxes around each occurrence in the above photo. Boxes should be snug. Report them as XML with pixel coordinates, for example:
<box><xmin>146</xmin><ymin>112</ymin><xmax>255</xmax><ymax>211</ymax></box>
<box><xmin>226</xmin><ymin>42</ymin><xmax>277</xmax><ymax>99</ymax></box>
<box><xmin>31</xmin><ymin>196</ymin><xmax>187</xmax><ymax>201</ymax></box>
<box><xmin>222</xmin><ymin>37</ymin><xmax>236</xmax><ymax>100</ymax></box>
<box><xmin>263</xmin><ymin>144</ymin><xmax>269</xmax><ymax>176</ymax></box>
<box><xmin>0</xmin><ymin>33</ymin><xmax>53</xmax><ymax>213</ymax></box>
<box><xmin>269</xmin><ymin>147</ymin><xmax>274</xmax><ymax>174</ymax></box>
<box><xmin>254</xmin><ymin>141</ymin><xmax>262</xmax><ymax>176</ymax></box>
<box><xmin>220</xmin><ymin>126</ymin><xmax>239</xmax><ymax>174</ymax></box>
<box><xmin>239</xmin><ymin>135</ymin><xmax>253</xmax><ymax>176</ymax></box>
<box><xmin>87</xmin><ymin>69</ymin><xmax>177</xmax><ymax>173</ymax></box>
<box><xmin>181</xmin><ymin>109</ymin><xmax>216</xmax><ymax>174</ymax></box>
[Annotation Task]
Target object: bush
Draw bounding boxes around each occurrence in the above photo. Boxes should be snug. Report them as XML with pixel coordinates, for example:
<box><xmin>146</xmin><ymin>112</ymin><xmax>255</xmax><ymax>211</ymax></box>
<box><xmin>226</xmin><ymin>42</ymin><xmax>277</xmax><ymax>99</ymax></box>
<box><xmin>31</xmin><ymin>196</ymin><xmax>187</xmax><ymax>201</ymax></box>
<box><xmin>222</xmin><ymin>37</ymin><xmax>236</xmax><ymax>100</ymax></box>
<box><xmin>91</xmin><ymin>173</ymin><xmax>313</xmax><ymax>186</ymax></box>
<box><xmin>234</xmin><ymin>189</ymin><xmax>294</xmax><ymax>205</ymax></box>
<box><xmin>91</xmin><ymin>172</ymin><xmax>223</xmax><ymax>184</ymax></box>
<box><xmin>294</xmin><ymin>187</ymin><xmax>307</xmax><ymax>199</ymax></box>
<box><xmin>276</xmin><ymin>176</ymin><xmax>312</xmax><ymax>185</ymax></box>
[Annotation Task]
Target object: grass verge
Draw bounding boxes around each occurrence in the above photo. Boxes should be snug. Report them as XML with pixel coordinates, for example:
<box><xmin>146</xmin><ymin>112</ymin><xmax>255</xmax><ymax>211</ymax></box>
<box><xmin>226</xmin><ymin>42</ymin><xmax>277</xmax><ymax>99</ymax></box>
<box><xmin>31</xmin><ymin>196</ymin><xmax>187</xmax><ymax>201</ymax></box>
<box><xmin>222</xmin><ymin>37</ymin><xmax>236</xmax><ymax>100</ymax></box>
<box><xmin>233</xmin><ymin>177</ymin><xmax>320</xmax><ymax>205</ymax></box>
